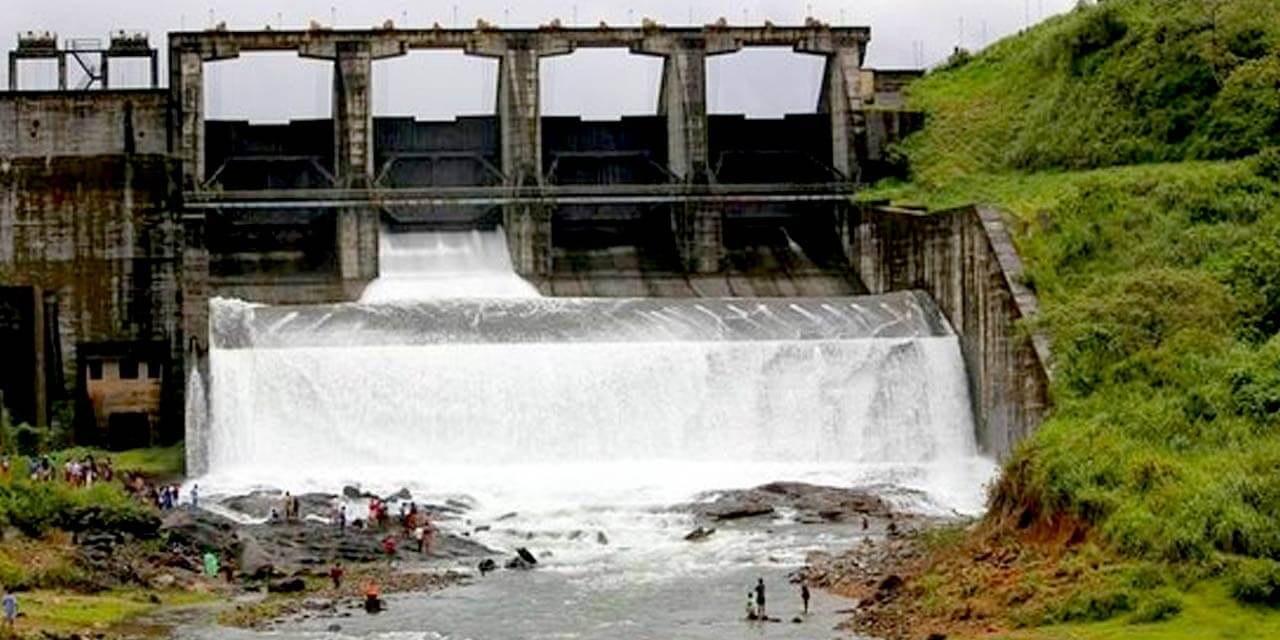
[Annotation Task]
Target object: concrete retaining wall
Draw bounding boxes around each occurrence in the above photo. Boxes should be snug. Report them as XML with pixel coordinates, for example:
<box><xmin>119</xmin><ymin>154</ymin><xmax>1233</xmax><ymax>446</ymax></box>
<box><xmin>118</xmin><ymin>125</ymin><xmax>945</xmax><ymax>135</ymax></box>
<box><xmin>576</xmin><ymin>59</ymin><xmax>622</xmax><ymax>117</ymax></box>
<box><xmin>850</xmin><ymin>204</ymin><xmax>1052</xmax><ymax>458</ymax></box>
<box><xmin>0</xmin><ymin>154</ymin><xmax>184</xmax><ymax>442</ymax></box>
<box><xmin>0</xmin><ymin>91</ymin><xmax>168</xmax><ymax>157</ymax></box>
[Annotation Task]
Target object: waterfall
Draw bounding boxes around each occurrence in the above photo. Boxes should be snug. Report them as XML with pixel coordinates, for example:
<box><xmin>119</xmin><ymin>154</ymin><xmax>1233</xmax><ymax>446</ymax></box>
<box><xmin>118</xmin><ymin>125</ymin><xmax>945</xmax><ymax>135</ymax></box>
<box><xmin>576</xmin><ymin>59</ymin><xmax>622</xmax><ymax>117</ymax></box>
<box><xmin>190</xmin><ymin>229</ymin><xmax>993</xmax><ymax>515</ymax></box>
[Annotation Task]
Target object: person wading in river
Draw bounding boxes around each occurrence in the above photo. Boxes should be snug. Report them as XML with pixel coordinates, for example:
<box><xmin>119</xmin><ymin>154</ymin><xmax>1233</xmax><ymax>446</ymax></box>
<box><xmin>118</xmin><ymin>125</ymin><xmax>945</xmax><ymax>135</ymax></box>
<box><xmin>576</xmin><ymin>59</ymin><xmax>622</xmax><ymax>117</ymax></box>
<box><xmin>800</xmin><ymin>582</ymin><xmax>811</xmax><ymax>615</ymax></box>
<box><xmin>755</xmin><ymin>578</ymin><xmax>767</xmax><ymax>619</ymax></box>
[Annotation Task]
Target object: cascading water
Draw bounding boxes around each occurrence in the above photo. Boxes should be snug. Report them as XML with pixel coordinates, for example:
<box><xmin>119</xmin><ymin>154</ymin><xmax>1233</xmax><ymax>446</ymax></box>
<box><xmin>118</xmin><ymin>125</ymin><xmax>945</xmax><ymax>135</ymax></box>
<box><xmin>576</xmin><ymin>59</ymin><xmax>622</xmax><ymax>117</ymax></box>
<box><xmin>185</xmin><ymin>228</ymin><xmax>996</xmax><ymax>639</ymax></box>
<box><xmin>192</xmin><ymin>227</ymin><xmax>994</xmax><ymax>508</ymax></box>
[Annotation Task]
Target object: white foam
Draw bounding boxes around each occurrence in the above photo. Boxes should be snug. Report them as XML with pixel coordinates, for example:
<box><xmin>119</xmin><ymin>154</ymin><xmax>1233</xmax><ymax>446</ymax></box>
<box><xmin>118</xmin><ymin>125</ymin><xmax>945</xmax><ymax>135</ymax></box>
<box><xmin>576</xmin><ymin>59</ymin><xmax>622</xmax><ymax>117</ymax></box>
<box><xmin>188</xmin><ymin>229</ymin><xmax>996</xmax><ymax>575</ymax></box>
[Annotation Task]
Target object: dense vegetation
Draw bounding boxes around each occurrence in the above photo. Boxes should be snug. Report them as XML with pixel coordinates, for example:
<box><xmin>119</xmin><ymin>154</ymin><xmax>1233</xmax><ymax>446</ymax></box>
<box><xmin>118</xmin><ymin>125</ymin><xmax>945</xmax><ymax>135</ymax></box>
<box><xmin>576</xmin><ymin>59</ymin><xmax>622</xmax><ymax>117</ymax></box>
<box><xmin>866</xmin><ymin>0</ymin><xmax>1280</xmax><ymax>628</ymax></box>
<box><xmin>902</xmin><ymin>0</ymin><xmax>1280</xmax><ymax>182</ymax></box>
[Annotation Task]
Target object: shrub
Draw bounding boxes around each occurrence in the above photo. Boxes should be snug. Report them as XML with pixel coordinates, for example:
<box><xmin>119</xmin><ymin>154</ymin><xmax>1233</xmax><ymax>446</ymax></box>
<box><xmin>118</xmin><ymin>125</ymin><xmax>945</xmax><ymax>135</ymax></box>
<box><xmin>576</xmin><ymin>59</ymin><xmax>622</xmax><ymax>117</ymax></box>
<box><xmin>1129</xmin><ymin>591</ymin><xmax>1183</xmax><ymax>623</ymax></box>
<box><xmin>1228</xmin><ymin>557</ymin><xmax>1280</xmax><ymax>605</ymax></box>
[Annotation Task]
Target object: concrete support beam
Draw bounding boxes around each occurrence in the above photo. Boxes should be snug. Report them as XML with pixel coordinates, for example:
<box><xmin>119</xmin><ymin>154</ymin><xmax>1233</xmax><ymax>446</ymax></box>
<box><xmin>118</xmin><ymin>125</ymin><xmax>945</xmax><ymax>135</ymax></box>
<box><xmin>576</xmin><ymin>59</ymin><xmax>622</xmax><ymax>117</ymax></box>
<box><xmin>467</xmin><ymin>36</ymin><xmax>572</xmax><ymax>277</ymax></box>
<box><xmin>800</xmin><ymin>42</ymin><xmax>867</xmax><ymax>183</ymax></box>
<box><xmin>170</xmin><ymin>50</ymin><xmax>206</xmax><ymax>190</ymax></box>
<box><xmin>57</xmin><ymin>53</ymin><xmax>67</xmax><ymax>91</ymax></box>
<box><xmin>333</xmin><ymin>42</ymin><xmax>374</xmax><ymax>187</ymax></box>
<box><xmin>301</xmin><ymin>39</ymin><xmax>405</xmax><ymax>188</ymax></box>
<box><xmin>7</xmin><ymin>55</ymin><xmax>15</xmax><ymax>91</ymax></box>
<box><xmin>181</xmin><ymin>215</ymin><xmax>211</xmax><ymax>362</ymax></box>
<box><xmin>336</xmin><ymin>206</ymin><xmax>379</xmax><ymax>295</ymax></box>
<box><xmin>634</xmin><ymin>36</ymin><xmax>740</xmax><ymax>274</ymax></box>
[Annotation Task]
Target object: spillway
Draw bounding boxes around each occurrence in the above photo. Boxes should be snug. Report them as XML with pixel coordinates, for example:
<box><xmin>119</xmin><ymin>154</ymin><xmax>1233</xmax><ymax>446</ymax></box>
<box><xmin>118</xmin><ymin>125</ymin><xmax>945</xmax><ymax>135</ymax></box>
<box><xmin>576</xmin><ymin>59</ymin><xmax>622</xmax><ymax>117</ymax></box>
<box><xmin>190</xmin><ymin>229</ymin><xmax>992</xmax><ymax>515</ymax></box>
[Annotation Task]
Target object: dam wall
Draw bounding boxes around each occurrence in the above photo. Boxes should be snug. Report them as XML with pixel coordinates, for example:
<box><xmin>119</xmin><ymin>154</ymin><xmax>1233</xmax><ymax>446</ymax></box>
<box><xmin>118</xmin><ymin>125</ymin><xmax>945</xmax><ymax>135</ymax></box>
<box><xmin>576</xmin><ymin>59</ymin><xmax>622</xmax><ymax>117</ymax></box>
<box><xmin>850</xmin><ymin>204</ymin><xmax>1052</xmax><ymax>458</ymax></box>
<box><xmin>0</xmin><ymin>153</ymin><xmax>184</xmax><ymax>444</ymax></box>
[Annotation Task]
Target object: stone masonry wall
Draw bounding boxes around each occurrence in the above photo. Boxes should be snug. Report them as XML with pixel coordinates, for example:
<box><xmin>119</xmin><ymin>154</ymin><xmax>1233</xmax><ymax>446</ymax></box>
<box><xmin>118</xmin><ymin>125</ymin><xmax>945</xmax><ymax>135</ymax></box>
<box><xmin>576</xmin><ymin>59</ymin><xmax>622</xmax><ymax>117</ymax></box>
<box><xmin>850</xmin><ymin>204</ymin><xmax>1052</xmax><ymax>459</ymax></box>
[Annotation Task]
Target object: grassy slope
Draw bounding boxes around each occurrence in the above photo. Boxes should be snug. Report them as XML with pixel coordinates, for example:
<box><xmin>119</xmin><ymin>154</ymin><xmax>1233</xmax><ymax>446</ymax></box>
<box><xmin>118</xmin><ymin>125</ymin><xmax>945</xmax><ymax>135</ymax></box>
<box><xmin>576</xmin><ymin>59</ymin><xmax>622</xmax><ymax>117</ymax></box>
<box><xmin>864</xmin><ymin>0</ymin><xmax>1280</xmax><ymax>633</ymax></box>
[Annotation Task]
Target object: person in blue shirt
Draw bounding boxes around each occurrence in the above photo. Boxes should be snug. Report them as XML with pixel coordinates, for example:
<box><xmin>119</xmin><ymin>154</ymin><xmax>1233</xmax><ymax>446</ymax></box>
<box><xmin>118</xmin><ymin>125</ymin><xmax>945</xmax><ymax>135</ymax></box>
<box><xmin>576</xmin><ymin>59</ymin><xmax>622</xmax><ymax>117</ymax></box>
<box><xmin>2</xmin><ymin>587</ymin><xmax>17</xmax><ymax>632</ymax></box>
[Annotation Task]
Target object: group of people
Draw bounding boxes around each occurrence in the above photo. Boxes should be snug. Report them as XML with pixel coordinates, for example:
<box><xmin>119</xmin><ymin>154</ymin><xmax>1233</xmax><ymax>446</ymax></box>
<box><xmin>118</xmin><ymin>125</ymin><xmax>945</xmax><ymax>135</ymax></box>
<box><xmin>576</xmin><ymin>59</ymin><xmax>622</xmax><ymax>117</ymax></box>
<box><xmin>745</xmin><ymin>578</ymin><xmax>811</xmax><ymax>621</ymax></box>
<box><xmin>0</xmin><ymin>454</ymin><xmax>53</xmax><ymax>482</ymax></box>
<box><xmin>0</xmin><ymin>453</ymin><xmax>116</xmax><ymax>488</ymax></box>
<box><xmin>62</xmin><ymin>455</ymin><xmax>114</xmax><ymax>487</ymax></box>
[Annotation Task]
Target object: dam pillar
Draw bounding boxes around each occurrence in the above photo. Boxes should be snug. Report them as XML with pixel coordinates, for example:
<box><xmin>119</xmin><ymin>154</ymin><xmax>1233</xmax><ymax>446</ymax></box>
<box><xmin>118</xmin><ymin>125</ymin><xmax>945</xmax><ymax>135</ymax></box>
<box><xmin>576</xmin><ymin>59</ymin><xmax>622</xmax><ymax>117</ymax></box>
<box><xmin>337</xmin><ymin>206</ymin><xmax>380</xmax><ymax>297</ymax></box>
<box><xmin>300</xmin><ymin>39</ymin><xmax>406</xmax><ymax>188</ymax></box>
<box><xmin>468</xmin><ymin>34</ymin><xmax>573</xmax><ymax>278</ymax></box>
<box><xmin>634</xmin><ymin>34</ymin><xmax>740</xmax><ymax>274</ymax></box>
<box><xmin>798</xmin><ymin>39</ymin><xmax>867</xmax><ymax>183</ymax></box>
<box><xmin>169</xmin><ymin>42</ymin><xmax>240</xmax><ymax>190</ymax></box>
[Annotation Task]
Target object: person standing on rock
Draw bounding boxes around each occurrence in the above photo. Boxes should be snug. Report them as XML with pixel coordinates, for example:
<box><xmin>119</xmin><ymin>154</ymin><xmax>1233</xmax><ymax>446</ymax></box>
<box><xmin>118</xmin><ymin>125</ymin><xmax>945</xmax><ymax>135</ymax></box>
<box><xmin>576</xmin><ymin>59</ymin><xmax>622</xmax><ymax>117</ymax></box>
<box><xmin>755</xmin><ymin>578</ymin><xmax>767</xmax><ymax>619</ymax></box>
<box><xmin>382</xmin><ymin>535</ymin><xmax>398</xmax><ymax>565</ymax></box>
<box><xmin>329</xmin><ymin>562</ymin><xmax>345</xmax><ymax>590</ymax></box>
<box><xmin>190</xmin><ymin>484</ymin><xmax>200</xmax><ymax>512</ymax></box>
<box><xmin>284</xmin><ymin>492</ymin><xmax>295</xmax><ymax>522</ymax></box>
<box><xmin>2</xmin><ymin>587</ymin><xmax>16</xmax><ymax>632</ymax></box>
<box><xmin>800</xmin><ymin>582</ymin><xmax>810</xmax><ymax>615</ymax></box>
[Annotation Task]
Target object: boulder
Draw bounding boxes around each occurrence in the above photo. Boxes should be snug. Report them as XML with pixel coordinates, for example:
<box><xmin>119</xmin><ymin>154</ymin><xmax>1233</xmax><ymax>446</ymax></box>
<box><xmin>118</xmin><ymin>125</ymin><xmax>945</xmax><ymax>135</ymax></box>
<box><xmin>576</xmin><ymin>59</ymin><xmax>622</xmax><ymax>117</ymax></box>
<box><xmin>684</xmin><ymin>527</ymin><xmax>716</xmax><ymax>542</ymax></box>
<box><xmin>268</xmin><ymin>577</ymin><xmax>307</xmax><ymax>594</ymax></box>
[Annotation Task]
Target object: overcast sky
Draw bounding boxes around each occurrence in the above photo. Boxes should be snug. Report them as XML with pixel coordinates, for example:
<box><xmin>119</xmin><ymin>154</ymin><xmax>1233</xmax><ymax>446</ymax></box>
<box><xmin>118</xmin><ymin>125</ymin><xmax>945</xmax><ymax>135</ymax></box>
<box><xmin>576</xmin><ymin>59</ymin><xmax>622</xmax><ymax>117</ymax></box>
<box><xmin>6</xmin><ymin>0</ymin><xmax>1074</xmax><ymax>121</ymax></box>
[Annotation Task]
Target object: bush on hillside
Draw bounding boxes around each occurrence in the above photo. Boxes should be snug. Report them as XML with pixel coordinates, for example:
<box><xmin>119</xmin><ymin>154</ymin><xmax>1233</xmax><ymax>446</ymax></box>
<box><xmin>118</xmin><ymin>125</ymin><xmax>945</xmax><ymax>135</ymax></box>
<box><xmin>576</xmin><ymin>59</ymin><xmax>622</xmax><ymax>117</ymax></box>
<box><xmin>1229</xmin><ymin>558</ymin><xmax>1280</xmax><ymax>606</ymax></box>
<box><xmin>904</xmin><ymin>0</ymin><xmax>1280</xmax><ymax>176</ymax></box>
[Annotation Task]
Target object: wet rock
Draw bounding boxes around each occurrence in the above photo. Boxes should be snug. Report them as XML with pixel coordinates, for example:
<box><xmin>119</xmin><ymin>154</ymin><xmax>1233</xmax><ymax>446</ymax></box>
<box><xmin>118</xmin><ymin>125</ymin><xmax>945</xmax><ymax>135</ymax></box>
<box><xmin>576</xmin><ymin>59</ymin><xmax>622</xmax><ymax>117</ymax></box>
<box><xmin>240</xmin><ymin>537</ymin><xmax>276</xmax><ymax>580</ymax></box>
<box><xmin>684</xmin><ymin>527</ymin><xmax>716</xmax><ymax>542</ymax></box>
<box><xmin>478</xmin><ymin>558</ymin><xmax>497</xmax><ymax>575</ymax></box>
<box><xmin>596</xmin><ymin>531</ymin><xmax>609</xmax><ymax>545</ymax></box>
<box><xmin>791</xmin><ymin>616</ymin><xmax>803</xmax><ymax>623</ymax></box>
<box><xmin>474</xmin><ymin>525</ymin><xmax>491</xmax><ymax>533</ymax></box>
<box><xmin>875</xmin><ymin>574</ymin><xmax>903</xmax><ymax>600</ymax></box>
<box><xmin>505</xmin><ymin>547</ymin><xmax>538</xmax><ymax>570</ymax></box>
<box><xmin>681</xmin><ymin>482</ymin><xmax>909</xmax><ymax>525</ymax></box>
<box><xmin>327</xmin><ymin>624</ymin><xmax>342</xmax><ymax>632</ymax></box>
<box><xmin>385</xmin><ymin>488</ymin><xmax>412</xmax><ymax>502</ymax></box>
<box><xmin>269</xmin><ymin>578</ymin><xmax>307</xmax><ymax>594</ymax></box>
<box><xmin>342</xmin><ymin>486</ymin><xmax>368</xmax><ymax>499</ymax></box>
<box><xmin>496</xmin><ymin>512</ymin><xmax>518</xmax><ymax>521</ymax></box>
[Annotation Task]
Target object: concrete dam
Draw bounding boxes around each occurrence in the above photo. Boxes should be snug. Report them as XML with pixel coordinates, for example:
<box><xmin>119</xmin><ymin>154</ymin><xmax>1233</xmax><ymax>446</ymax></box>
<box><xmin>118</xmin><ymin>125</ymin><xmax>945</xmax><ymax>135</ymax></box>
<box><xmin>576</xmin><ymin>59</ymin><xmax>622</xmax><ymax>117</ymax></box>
<box><xmin>0</xmin><ymin>23</ymin><xmax>1049</xmax><ymax>485</ymax></box>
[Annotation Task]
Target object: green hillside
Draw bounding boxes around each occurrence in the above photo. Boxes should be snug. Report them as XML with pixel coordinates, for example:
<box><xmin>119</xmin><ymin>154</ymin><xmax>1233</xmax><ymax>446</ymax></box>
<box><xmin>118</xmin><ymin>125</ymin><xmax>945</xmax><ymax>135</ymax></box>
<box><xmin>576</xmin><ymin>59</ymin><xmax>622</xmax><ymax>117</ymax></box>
<box><xmin>866</xmin><ymin>0</ymin><xmax>1280</xmax><ymax>633</ymax></box>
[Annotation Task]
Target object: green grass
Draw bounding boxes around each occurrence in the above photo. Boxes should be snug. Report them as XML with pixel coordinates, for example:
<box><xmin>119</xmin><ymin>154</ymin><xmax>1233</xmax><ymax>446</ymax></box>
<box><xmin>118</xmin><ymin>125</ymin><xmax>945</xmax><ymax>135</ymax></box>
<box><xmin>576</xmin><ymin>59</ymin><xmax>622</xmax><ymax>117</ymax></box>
<box><xmin>15</xmin><ymin>588</ymin><xmax>215</xmax><ymax>635</ymax></box>
<box><xmin>897</xmin><ymin>0</ymin><xmax>1280</xmax><ymax>182</ymax></box>
<box><xmin>111</xmin><ymin>444</ymin><xmax>185</xmax><ymax>478</ymax></box>
<box><xmin>865</xmin><ymin>0</ymin><xmax>1280</xmax><ymax>631</ymax></box>
<box><xmin>997</xmin><ymin>582</ymin><xmax>1280</xmax><ymax>639</ymax></box>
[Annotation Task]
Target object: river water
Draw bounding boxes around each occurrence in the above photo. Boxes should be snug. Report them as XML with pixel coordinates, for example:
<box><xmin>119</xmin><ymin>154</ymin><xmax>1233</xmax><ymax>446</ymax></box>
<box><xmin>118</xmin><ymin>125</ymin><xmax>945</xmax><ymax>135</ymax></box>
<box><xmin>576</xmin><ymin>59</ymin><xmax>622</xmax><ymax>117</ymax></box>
<box><xmin>184</xmin><ymin>229</ymin><xmax>997</xmax><ymax>639</ymax></box>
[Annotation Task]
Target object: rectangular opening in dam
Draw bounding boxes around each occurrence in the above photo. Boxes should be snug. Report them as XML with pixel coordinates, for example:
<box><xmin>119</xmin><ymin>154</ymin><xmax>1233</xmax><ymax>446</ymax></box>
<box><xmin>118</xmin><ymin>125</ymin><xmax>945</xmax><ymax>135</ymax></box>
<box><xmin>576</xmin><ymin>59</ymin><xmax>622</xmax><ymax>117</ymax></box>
<box><xmin>205</xmin><ymin>52</ymin><xmax>333</xmax><ymax>123</ymax></box>
<box><xmin>707</xmin><ymin>47</ymin><xmax>824</xmax><ymax>118</ymax></box>
<box><xmin>105</xmin><ymin>57</ymin><xmax>152</xmax><ymax>89</ymax></box>
<box><xmin>371</xmin><ymin>51</ymin><xmax>499</xmax><ymax>189</ymax></box>
<box><xmin>540</xmin><ymin>49</ymin><xmax>662</xmax><ymax>119</ymax></box>
<box><xmin>372</xmin><ymin>51</ymin><xmax>497</xmax><ymax>119</ymax></box>
<box><xmin>10</xmin><ymin>59</ymin><xmax>60</xmax><ymax>90</ymax></box>
<box><xmin>203</xmin><ymin>53</ymin><xmax>336</xmax><ymax>188</ymax></box>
